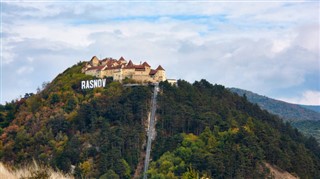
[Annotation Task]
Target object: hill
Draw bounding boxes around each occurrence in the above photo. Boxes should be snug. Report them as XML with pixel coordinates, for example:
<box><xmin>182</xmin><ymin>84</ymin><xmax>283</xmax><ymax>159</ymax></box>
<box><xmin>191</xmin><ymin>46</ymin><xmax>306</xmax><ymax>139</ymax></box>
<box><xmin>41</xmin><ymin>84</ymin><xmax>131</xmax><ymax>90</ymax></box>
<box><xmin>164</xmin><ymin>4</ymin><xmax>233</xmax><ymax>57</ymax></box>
<box><xmin>291</xmin><ymin>120</ymin><xmax>320</xmax><ymax>143</ymax></box>
<box><xmin>229</xmin><ymin>88</ymin><xmax>320</xmax><ymax>121</ymax></box>
<box><xmin>0</xmin><ymin>62</ymin><xmax>319</xmax><ymax>178</ymax></box>
<box><xmin>0</xmin><ymin>62</ymin><xmax>152</xmax><ymax>178</ymax></box>
<box><xmin>300</xmin><ymin>105</ymin><xmax>320</xmax><ymax>113</ymax></box>
<box><xmin>229</xmin><ymin>88</ymin><xmax>320</xmax><ymax>143</ymax></box>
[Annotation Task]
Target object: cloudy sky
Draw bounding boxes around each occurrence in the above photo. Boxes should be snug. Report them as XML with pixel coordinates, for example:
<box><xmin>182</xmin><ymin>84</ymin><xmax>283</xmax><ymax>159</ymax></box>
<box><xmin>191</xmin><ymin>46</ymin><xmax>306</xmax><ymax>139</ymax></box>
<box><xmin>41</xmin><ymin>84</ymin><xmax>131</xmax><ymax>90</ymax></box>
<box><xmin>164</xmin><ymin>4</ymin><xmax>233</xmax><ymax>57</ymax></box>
<box><xmin>1</xmin><ymin>1</ymin><xmax>319</xmax><ymax>105</ymax></box>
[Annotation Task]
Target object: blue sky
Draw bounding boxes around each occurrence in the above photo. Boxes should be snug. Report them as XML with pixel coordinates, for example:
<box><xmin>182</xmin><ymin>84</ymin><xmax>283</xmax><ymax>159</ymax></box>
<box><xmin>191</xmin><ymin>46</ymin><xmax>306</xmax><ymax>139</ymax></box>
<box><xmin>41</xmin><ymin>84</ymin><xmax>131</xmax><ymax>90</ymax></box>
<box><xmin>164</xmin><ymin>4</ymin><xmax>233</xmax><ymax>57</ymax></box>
<box><xmin>1</xmin><ymin>1</ymin><xmax>319</xmax><ymax>105</ymax></box>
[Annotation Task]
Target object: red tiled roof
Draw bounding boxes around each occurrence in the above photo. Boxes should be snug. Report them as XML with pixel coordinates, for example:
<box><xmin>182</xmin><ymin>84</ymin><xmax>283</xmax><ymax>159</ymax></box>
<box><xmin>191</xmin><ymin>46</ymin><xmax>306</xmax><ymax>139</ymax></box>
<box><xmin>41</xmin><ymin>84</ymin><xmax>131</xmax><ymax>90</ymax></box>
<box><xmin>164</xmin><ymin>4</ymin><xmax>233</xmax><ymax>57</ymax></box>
<box><xmin>156</xmin><ymin>65</ymin><xmax>165</xmax><ymax>71</ymax></box>
<box><xmin>123</xmin><ymin>66</ymin><xmax>135</xmax><ymax>69</ymax></box>
<box><xmin>105</xmin><ymin>65</ymin><xmax>122</xmax><ymax>70</ymax></box>
<box><xmin>149</xmin><ymin>69</ymin><xmax>157</xmax><ymax>75</ymax></box>
<box><xmin>90</xmin><ymin>56</ymin><xmax>99</xmax><ymax>61</ymax></box>
<box><xmin>119</xmin><ymin>56</ymin><xmax>126</xmax><ymax>61</ymax></box>
<box><xmin>135</xmin><ymin>65</ymin><xmax>144</xmax><ymax>69</ymax></box>
<box><xmin>127</xmin><ymin>60</ymin><xmax>133</xmax><ymax>67</ymax></box>
<box><xmin>101</xmin><ymin>58</ymin><xmax>108</xmax><ymax>62</ymax></box>
<box><xmin>102</xmin><ymin>57</ymin><xmax>116</xmax><ymax>61</ymax></box>
<box><xmin>104</xmin><ymin>59</ymin><xmax>118</xmax><ymax>67</ymax></box>
<box><xmin>142</xmin><ymin>62</ymin><xmax>151</xmax><ymax>67</ymax></box>
<box><xmin>134</xmin><ymin>65</ymin><xmax>145</xmax><ymax>71</ymax></box>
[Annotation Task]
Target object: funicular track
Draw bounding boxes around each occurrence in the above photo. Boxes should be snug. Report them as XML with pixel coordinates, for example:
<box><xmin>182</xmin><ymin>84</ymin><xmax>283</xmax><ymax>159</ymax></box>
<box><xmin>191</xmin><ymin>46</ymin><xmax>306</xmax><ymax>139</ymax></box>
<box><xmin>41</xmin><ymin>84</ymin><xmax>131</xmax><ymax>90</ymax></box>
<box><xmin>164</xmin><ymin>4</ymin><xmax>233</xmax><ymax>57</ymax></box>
<box><xmin>143</xmin><ymin>83</ymin><xmax>159</xmax><ymax>179</ymax></box>
<box><xmin>128</xmin><ymin>83</ymin><xmax>159</xmax><ymax>179</ymax></box>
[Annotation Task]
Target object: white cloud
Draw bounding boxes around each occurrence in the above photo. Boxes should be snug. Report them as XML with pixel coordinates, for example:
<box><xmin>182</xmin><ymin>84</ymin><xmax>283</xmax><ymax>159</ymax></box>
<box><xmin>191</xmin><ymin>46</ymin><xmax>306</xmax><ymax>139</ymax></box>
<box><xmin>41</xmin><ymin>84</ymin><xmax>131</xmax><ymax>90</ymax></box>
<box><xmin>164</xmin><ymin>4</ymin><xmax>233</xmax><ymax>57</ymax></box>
<box><xmin>16</xmin><ymin>66</ymin><xmax>34</xmax><ymax>75</ymax></box>
<box><xmin>294</xmin><ymin>24</ymin><xmax>319</xmax><ymax>53</ymax></box>
<box><xmin>27</xmin><ymin>57</ymin><xmax>34</xmax><ymax>62</ymax></box>
<box><xmin>2</xmin><ymin>49</ymin><xmax>15</xmax><ymax>64</ymax></box>
<box><xmin>279</xmin><ymin>90</ymin><xmax>320</xmax><ymax>105</ymax></box>
<box><xmin>5</xmin><ymin>23</ymin><xmax>93</xmax><ymax>48</ymax></box>
<box><xmin>271</xmin><ymin>39</ymin><xmax>292</xmax><ymax>54</ymax></box>
<box><xmin>1</xmin><ymin>1</ymin><xmax>319</xmax><ymax>105</ymax></box>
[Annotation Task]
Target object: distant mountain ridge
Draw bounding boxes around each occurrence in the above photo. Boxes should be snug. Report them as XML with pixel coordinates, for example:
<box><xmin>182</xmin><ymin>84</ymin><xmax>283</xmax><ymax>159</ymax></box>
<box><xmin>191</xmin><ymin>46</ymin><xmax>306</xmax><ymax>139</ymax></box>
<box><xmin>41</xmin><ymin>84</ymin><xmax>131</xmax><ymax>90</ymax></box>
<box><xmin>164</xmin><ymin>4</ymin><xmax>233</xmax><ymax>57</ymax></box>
<box><xmin>229</xmin><ymin>88</ymin><xmax>320</xmax><ymax>121</ymax></box>
<box><xmin>300</xmin><ymin>105</ymin><xmax>320</xmax><ymax>113</ymax></box>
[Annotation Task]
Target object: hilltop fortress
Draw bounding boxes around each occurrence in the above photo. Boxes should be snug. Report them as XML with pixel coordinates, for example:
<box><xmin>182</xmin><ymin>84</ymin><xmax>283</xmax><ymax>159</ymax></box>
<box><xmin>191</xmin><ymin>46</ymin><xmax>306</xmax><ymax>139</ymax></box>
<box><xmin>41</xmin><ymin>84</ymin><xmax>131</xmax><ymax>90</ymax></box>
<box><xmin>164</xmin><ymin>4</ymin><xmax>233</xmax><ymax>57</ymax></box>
<box><xmin>82</xmin><ymin>56</ymin><xmax>175</xmax><ymax>84</ymax></box>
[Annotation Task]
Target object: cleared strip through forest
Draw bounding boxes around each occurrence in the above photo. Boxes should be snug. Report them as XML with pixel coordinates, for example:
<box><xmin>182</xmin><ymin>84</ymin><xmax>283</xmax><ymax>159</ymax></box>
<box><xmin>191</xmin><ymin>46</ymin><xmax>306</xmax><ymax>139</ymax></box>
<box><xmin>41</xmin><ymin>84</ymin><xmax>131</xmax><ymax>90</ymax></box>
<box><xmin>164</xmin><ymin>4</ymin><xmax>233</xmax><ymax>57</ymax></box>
<box><xmin>143</xmin><ymin>83</ymin><xmax>159</xmax><ymax>179</ymax></box>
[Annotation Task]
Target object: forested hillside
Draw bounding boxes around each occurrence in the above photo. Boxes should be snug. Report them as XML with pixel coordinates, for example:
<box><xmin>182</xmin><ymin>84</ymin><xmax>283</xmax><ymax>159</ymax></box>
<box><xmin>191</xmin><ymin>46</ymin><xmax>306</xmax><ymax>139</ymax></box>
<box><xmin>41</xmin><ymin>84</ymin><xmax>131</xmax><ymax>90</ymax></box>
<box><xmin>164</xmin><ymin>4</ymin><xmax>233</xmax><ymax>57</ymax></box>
<box><xmin>300</xmin><ymin>105</ymin><xmax>320</xmax><ymax>113</ymax></box>
<box><xmin>229</xmin><ymin>88</ymin><xmax>320</xmax><ymax>121</ymax></box>
<box><xmin>229</xmin><ymin>88</ymin><xmax>320</xmax><ymax>144</ymax></box>
<box><xmin>292</xmin><ymin>120</ymin><xmax>320</xmax><ymax>143</ymax></box>
<box><xmin>0</xmin><ymin>62</ymin><xmax>152</xmax><ymax>178</ymax></box>
<box><xmin>150</xmin><ymin>80</ymin><xmax>320</xmax><ymax>178</ymax></box>
<box><xmin>0</xmin><ymin>63</ymin><xmax>319</xmax><ymax>178</ymax></box>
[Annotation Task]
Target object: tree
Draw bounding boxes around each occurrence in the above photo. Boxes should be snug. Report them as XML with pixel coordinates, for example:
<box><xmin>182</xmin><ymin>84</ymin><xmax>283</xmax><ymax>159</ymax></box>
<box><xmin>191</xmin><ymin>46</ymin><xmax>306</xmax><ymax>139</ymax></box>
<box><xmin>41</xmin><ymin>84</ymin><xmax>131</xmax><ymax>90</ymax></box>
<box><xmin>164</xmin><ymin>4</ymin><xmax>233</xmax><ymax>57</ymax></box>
<box><xmin>50</xmin><ymin>94</ymin><xmax>60</xmax><ymax>104</ymax></box>
<box><xmin>114</xmin><ymin>159</ymin><xmax>131</xmax><ymax>179</ymax></box>
<box><xmin>80</xmin><ymin>160</ymin><xmax>93</xmax><ymax>177</ymax></box>
<box><xmin>100</xmin><ymin>170</ymin><xmax>120</xmax><ymax>179</ymax></box>
<box><xmin>182</xmin><ymin>166</ymin><xmax>200</xmax><ymax>179</ymax></box>
<box><xmin>64</xmin><ymin>98</ymin><xmax>77</xmax><ymax>113</ymax></box>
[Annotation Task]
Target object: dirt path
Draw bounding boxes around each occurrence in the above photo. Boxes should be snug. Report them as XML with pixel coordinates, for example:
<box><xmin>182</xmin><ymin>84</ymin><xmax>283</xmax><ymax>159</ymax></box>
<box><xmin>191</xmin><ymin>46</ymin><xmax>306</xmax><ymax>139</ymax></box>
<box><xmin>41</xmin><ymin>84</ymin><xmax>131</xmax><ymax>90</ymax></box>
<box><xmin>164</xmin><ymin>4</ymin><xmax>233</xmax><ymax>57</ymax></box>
<box><xmin>265</xmin><ymin>163</ymin><xmax>299</xmax><ymax>179</ymax></box>
<box><xmin>133</xmin><ymin>150</ymin><xmax>146</xmax><ymax>179</ymax></box>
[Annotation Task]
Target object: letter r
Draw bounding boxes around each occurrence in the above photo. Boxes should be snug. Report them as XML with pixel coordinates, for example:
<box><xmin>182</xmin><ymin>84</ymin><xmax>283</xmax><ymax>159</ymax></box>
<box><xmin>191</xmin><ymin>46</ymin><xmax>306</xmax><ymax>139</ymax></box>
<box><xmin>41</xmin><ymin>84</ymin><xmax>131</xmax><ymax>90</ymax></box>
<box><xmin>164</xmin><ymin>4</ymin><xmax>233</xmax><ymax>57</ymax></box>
<box><xmin>81</xmin><ymin>81</ymin><xmax>85</xmax><ymax>89</ymax></box>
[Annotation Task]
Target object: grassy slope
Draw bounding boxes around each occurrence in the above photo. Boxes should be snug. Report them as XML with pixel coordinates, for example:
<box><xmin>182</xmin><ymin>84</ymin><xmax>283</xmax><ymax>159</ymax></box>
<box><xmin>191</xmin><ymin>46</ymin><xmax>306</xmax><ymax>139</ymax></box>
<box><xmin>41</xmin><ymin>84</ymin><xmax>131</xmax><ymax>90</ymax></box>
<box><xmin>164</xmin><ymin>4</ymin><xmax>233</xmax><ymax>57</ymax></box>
<box><xmin>0</xmin><ymin>162</ymin><xmax>73</xmax><ymax>179</ymax></box>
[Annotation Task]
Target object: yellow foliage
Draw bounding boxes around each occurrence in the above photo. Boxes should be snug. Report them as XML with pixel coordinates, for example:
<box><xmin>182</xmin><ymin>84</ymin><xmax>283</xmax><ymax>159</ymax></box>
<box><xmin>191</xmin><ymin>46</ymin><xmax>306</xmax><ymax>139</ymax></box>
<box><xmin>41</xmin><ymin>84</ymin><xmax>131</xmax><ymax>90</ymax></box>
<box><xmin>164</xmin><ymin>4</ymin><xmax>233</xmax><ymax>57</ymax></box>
<box><xmin>243</xmin><ymin>125</ymin><xmax>252</xmax><ymax>133</ymax></box>
<box><xmin>231</xmin><ymin>127</ymin><xmax>239</xmax><ymax>134</ymax></box>
<box><xmin>93</xmin><ymin>87</ymin><xmax>103</xmax><ymax>93</ymax></box>
<box><xmin>159</xmin><ymin>160</ymin><xmax>173</xmax><ymax>173</ymax></box>
<box><xmin>66</xmin><ymin>111</ymin><xmax>78</xmax><ymax>121</ymax></box>
<box><xmin>183</xmin><ymin>133</ymin><xmax>198</xmax><ymax>142</ymax></box>
<box><xmin>244</xmin><ymin>117</ymin><xmax>254</xmax><ymax>134</ymax></box>
<box><xmin>166</xmin><ymin>171</ymin><xmax>178</xmax><ymax>179</ymax></box>
<box><xmin>80</xmin><ymin>160</ymin><xmax>92</xmax><ymax>176</ymax></box>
